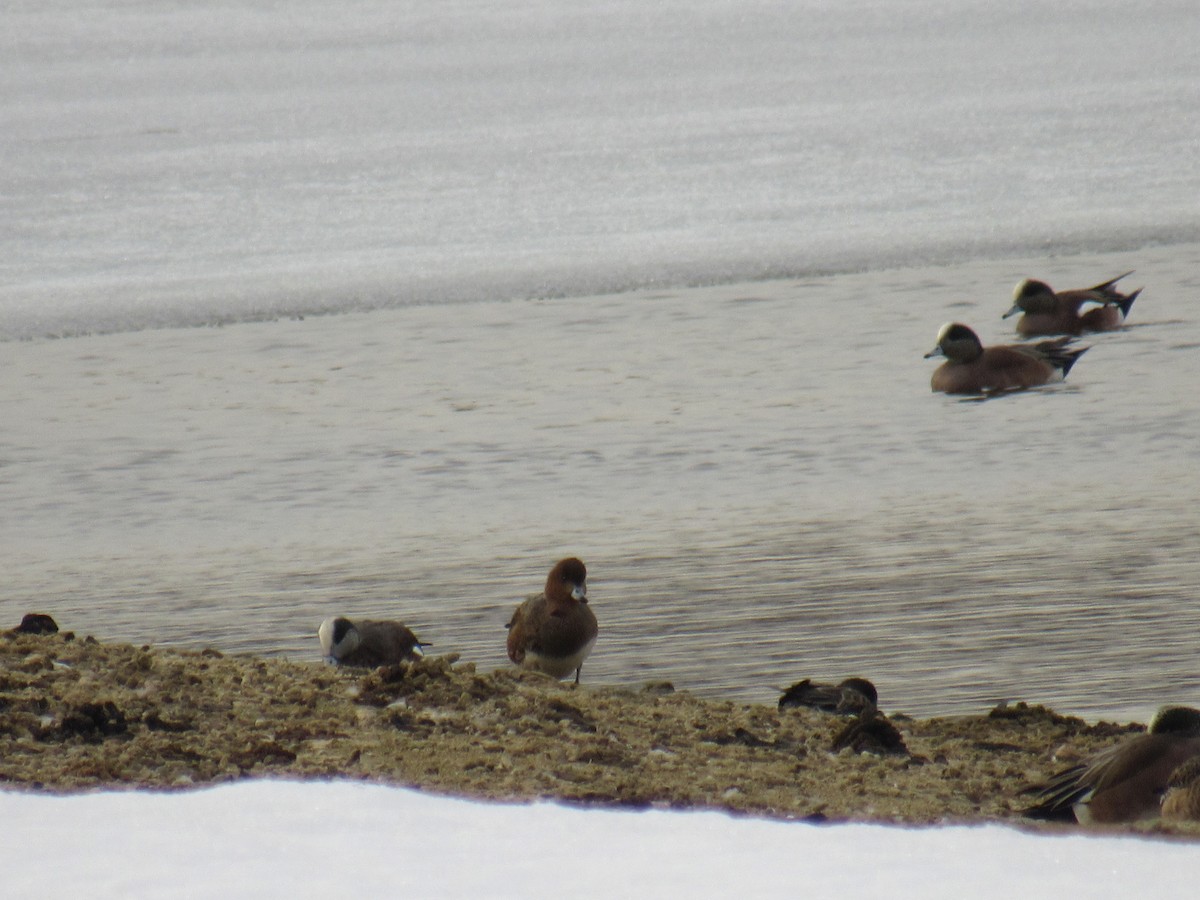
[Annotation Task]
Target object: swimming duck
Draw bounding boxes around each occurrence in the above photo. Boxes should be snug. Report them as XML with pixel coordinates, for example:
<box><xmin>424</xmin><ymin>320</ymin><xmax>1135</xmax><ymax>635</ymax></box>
<box><xmin>1003</xmin><ymin>271</ymin><xmax>1140</xmax><ymax>336</ymax></box>
<box><xmin>924</xmin><ymin>322</ymin><xmax>1088</xmax><ymax>394</ymax></box>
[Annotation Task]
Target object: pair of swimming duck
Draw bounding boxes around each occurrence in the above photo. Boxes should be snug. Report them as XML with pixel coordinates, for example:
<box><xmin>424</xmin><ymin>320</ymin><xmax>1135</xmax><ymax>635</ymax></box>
<box><xmin>925</xmin><ymin>271</ymin><xmax>1141</xmax><ymax>394</ymax></box>
<box><xmin>318</xmin><ymin>557</ymin><xmax>598</xmax><ymax>682</ymax></box>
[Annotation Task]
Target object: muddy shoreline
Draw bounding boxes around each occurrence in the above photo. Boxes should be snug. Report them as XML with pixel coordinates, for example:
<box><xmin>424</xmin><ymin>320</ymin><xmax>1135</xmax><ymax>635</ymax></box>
<box><xmin>2</xmin><ymin>629</ymin><xmax>1196</xmax><ymax>837</ymax></box>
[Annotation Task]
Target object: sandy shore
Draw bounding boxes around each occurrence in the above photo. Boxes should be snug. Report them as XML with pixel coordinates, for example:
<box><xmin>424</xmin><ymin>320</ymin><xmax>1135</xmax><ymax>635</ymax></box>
<box><xmin>4</xmin><ymin>628</ymin><xmax>1199</xmax><ymax>837</ymax></box>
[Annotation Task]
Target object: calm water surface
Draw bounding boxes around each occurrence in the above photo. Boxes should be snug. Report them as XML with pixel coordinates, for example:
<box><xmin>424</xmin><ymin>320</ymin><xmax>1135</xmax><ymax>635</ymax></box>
<box><xmin>3</xmin><ymin>244</ymin><xmax>1199</xmax><ymax>721</ymax></box>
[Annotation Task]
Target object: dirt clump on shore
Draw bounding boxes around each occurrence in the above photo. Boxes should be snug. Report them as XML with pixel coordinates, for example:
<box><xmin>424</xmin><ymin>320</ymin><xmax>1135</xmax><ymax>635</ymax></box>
<box><xmin>2</xmin><ymin>629</ymin><xmax>1196</xmax><ymax>835</ymax></box>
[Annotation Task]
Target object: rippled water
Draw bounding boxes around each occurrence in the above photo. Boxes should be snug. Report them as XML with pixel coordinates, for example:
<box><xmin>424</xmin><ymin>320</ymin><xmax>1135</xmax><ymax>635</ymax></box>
<box><xmin>4</xmin><ymin>243</ymin><xmax>1199</xmax><ymax>720</ymax></box>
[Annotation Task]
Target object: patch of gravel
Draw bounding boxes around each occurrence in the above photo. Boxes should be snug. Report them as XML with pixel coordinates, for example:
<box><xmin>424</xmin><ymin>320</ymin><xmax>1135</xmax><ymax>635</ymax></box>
<box><xmin>2</xmin><ymin>629</ymin><xmax>1196</xmax><ymax>837</ymax></box>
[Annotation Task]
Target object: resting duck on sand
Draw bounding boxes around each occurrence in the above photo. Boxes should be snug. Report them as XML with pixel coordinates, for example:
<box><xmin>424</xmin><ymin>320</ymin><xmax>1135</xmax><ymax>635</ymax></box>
<box><xmin>318</xmin><ymin>616</ymin><xmax>425</xmax><ymax>667</ymax></box>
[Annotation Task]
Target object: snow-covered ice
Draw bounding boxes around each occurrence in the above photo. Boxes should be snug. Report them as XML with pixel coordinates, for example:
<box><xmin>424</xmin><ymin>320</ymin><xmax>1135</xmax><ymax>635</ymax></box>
<box><xmin>4</xmin><ymin>0</ymin><xmax>1199</xmax><ymax>339</ymax></box>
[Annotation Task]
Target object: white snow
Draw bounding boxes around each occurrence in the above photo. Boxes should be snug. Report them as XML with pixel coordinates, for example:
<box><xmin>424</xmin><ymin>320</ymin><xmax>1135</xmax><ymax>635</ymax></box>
<box><xmin>2</xmin><ymin>780</ymin><xmax>1196</xmax><ymax>899</ymax></box>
